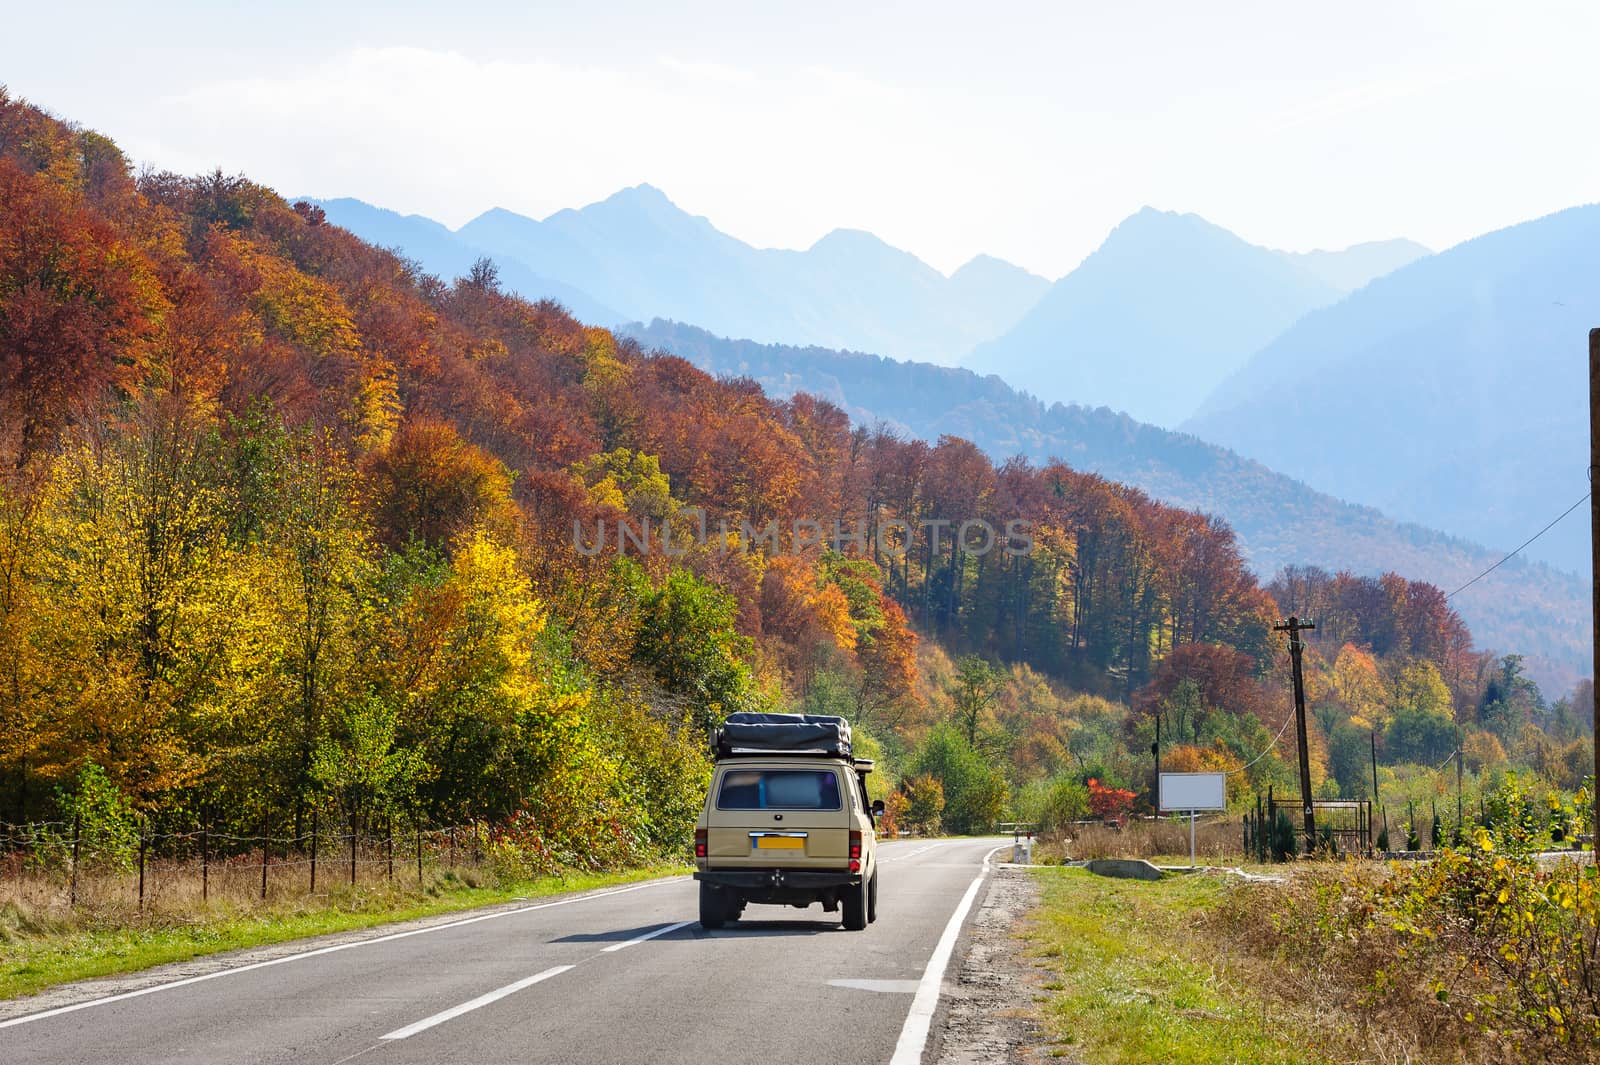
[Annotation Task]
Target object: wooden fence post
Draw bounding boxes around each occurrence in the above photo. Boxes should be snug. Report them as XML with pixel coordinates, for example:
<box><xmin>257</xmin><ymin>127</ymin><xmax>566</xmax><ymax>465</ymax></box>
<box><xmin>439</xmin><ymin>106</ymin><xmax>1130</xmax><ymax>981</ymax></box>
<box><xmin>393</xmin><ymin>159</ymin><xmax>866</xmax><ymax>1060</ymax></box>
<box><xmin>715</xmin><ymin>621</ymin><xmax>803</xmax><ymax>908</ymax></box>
<box><xmin>201</xmin><ymin>813</ymin><xmax>209</xmax><ymax>903</ymax></box>
<box><xmin>138</xmin><ymin>817</ymin><xmax>147</xmax><ymax>912</ymax></box>
<box><xmin>70</xmin><ymin>813</ymin><xmax>81</xmax><ymax>907</ymax></box>
<box><xmin>260</xmin><ymin>814</ymin><xmax>269</xmax><ymax>901</ymax></box>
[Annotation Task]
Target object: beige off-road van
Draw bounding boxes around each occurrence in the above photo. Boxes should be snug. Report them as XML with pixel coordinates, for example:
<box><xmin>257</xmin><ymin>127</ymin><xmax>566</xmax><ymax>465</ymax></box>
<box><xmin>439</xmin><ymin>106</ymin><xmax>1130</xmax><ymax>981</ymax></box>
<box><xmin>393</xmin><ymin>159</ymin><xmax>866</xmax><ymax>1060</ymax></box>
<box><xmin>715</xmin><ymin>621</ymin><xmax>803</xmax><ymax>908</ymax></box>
<box><xmin>693</xmin><ymin>713</ymin><xmax>882</xmax><ymax>930</ymax></box>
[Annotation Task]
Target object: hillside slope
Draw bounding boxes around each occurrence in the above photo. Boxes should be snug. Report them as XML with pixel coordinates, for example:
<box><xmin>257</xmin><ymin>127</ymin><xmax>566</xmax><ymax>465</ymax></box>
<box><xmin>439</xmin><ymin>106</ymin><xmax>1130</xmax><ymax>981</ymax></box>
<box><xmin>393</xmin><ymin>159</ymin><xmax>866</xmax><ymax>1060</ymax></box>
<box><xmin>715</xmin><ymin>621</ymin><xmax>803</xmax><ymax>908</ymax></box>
<box><xmin>1187</xmin><ymin>204</ymin><xmax>1600</xmax><ymax>575</ymax></box>
<box><xmin>629</xmin><ymin>319</ymin><xmax>1591</xmax><ymax>690</ymax></box>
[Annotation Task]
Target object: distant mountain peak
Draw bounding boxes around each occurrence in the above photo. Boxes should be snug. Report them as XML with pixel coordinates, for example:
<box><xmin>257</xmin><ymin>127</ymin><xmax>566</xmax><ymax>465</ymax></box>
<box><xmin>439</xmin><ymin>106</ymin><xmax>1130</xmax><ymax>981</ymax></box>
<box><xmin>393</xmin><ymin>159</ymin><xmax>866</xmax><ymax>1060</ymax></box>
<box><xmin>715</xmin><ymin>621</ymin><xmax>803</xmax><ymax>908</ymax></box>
<box><xmin>963</xmin><ymin>207</ymin><xmax>1340</xmax><ymax>428</ymax></box>
<box><xmin>1107</xmin><ymin>206</ymin><xmax>1236</xmax><ymax>245</ymax></box>
<box><xmin>467</xmin><ymin>205</ymin><xmax>527</xmax><ymax>223</ymax></box>
<box><xmin>603</xmin><ymin>182</ymin><xmax>675</xmax><ymax>207</ymax></box>
<box><xmin>808</xmin><ymin>227</ymin><xmax>896</xmax><ymax>253</ymax></box>
<box><xmin>950</xmin><ymin>253</ymin><xmax>1049</xmax><ymax>285</ymax></box>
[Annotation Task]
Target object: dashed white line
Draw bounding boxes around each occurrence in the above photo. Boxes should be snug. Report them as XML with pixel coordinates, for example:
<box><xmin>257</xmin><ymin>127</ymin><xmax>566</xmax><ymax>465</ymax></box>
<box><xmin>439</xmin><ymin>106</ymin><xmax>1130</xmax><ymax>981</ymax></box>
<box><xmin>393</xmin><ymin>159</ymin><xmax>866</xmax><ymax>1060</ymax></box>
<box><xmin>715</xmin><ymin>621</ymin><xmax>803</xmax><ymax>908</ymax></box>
<box><xmin>878</xmin><ymin>841</ymin><xmax>953</xmax><ymax>863</ymax></box>
<box><xmin>380</xmin><ymin>966</ymin><xmax>573</xmax><ymax>1040</ymax></box>
<box><xmin>0</xmin><ymin>878</ymin><xmax>679</xmax><ymax>1031</ymax></box>
<box><xmin>601</xmin><ymin>920</ymin><xmax>693</xmax><ymax>952</ymax></box>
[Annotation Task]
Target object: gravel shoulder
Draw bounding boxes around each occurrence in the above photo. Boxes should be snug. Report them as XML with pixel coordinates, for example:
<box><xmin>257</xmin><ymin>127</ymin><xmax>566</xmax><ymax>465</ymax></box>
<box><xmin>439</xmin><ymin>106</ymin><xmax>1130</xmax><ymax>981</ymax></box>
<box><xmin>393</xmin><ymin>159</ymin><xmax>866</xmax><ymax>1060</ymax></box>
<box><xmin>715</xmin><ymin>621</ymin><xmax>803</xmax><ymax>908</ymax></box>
<box><xmin>932</xmin><ymin>863</ymin><xmax>1049</xmax><ymax>1065</ymax></box>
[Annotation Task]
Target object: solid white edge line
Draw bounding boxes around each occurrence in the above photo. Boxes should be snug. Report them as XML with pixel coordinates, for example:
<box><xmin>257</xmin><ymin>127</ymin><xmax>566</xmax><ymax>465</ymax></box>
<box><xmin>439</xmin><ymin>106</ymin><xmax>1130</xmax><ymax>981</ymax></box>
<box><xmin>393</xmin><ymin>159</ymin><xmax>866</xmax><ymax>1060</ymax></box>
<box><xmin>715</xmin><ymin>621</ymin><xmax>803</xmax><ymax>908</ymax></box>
<box><xmin>0</xmin><ymin>878</ymin><xmax>679</xmax><ymax>1031</ymax></box>
<box><xmin>380</xmin><ymin>965</ymin><xmax>573</xmax><ymax>1040</ymax></box>
<box><xmin>600</xmin><ymin>919</ymin><xmax>694</xmax><ymax>953</ymax></box>
<box><xmin>888</xmin><ymin>843</ymin><xmax>1006</xmax><ymax>1065</ymax></box>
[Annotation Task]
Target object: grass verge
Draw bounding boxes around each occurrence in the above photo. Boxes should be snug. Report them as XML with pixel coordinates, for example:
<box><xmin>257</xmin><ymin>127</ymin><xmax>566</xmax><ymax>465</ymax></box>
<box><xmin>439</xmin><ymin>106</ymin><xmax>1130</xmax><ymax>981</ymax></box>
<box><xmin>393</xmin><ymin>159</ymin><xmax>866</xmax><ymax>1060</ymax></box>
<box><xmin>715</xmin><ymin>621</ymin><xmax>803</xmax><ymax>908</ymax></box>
<box><xmin>0</xmin><ymin>864</ymin><xmax>686</xmax><ymax>1001</ymax></box>
<box><xmin>1024</xmin><ymin>867</ymin><xmax>1336</xmax><ymax>1065</ymax></box>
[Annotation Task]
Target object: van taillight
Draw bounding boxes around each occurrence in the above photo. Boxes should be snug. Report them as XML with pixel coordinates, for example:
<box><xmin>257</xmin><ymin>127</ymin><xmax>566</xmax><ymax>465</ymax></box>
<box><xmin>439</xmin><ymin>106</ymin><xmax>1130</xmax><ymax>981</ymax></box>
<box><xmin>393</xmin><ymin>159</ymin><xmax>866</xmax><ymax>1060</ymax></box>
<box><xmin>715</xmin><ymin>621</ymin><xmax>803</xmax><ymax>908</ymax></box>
<box><xmin>849</xmin><ymin>829</ymin><xmax>861</xmax><ymax>872</ymax></box>
<box><xmin>695</xmin><ymin>829</ymin><xmax>708</xmax><ymax>859</ymax></box>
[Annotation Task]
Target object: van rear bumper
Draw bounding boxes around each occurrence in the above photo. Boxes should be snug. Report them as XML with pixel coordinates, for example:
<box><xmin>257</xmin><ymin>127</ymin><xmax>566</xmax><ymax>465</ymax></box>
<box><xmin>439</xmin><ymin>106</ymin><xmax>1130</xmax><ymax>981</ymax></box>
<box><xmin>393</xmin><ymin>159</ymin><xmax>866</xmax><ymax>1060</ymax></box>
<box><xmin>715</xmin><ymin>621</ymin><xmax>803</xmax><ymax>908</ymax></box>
<box><xmin>695</xmin><ymin>868</ymin><xmax>860</xmax><ymax>890</ymax></box>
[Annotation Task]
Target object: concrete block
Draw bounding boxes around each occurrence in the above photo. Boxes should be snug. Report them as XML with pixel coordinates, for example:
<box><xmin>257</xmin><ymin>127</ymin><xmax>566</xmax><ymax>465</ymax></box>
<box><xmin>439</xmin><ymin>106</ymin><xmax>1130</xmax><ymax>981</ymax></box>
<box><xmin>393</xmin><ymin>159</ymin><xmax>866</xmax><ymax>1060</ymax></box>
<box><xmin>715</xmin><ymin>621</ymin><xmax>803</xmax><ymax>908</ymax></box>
<box><xmin>1085</xmin><ymin>858</ymin><xmax>1165</xmax><ymax>881</ymax></box>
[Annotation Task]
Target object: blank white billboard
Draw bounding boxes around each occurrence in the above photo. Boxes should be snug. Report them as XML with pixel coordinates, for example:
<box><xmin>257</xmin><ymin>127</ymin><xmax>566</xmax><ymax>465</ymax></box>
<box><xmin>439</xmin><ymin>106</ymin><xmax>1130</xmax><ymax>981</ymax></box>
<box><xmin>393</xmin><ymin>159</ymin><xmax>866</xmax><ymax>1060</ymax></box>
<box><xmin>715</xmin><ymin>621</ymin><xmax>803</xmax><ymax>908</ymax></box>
<box><xmin>1159</xmin><ymin>772</ymin><xmax>1227</xmax><ymax>812</ymax></box>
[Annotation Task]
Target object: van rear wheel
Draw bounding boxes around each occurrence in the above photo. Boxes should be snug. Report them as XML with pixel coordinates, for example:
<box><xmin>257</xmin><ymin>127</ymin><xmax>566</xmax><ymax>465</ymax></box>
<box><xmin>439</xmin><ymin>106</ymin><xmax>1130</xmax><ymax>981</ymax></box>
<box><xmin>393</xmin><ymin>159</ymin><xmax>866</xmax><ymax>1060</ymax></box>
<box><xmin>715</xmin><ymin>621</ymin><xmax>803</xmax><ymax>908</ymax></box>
<box><xmin>699</xmin><ymin>883</ymin><xmax>730</xmax><ymax>930</ymax></box>
<box><xmin>867</xmin><ymin>871</ymin><xmax>879</xmax><ymax>924</ymax></box>
<box><xmin>842</xmin><ymin>877</ymin><xmax>868</xmax><ymax>931</ymax></box>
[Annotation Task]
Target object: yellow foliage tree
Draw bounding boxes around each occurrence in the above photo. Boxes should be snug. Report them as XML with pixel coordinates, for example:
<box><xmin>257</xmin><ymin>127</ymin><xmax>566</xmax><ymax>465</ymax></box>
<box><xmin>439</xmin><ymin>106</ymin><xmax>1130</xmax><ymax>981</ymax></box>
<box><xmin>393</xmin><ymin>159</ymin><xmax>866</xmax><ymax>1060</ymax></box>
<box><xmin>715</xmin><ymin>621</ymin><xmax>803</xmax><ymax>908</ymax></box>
<box><xmin>1331</xmin><ymin>643</ymin><xmax>1387</xmax><ymax>729</ymax></box>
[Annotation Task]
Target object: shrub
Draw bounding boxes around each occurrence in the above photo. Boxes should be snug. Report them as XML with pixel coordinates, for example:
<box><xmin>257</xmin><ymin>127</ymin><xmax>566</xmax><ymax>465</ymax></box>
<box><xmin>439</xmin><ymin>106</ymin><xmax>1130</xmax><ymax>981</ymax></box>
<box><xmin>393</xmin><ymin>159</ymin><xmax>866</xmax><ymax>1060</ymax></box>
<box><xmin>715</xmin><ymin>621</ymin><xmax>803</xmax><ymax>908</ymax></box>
<box><xmin>40</xmin><ymin>763</ymin><xmax>141</xmax><ymax>874</ymax></box>
<box><xmin>1213</xmin><ymin>806</ymin><xmax>1600</xmax><ymax>1060</ymax></box>
<box><xmin>1270</xmin><ymin>809</ymin><xmax>1298</xmax><ymax>862</ymax></box>
<box><xmin>901</xmin><ymin>774</ymin><xmax>945</xmax><ymax>835</ymax></box>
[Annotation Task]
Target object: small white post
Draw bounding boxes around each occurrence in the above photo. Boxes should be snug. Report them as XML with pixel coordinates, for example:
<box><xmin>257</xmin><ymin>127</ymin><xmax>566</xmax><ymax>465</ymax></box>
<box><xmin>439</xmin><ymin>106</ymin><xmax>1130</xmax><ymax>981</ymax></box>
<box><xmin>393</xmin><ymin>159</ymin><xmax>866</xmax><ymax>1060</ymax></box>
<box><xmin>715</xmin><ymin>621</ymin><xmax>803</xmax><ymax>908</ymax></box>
<box><xmin>1189</xmin><ymin>810</ymin><xmax>1197</xmax><ymax>869</ymax></box>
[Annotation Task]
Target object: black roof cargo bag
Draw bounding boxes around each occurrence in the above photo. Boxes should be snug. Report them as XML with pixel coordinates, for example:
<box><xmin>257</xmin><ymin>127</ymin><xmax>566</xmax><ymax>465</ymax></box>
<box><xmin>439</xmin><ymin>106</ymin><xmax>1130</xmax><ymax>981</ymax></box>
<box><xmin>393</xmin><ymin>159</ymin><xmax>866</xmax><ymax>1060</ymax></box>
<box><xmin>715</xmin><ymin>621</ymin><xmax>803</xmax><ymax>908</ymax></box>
<box><xmin>713</xmin><ymin>712</ymin><xmax>852</xmax><ymax>760</ymax></box>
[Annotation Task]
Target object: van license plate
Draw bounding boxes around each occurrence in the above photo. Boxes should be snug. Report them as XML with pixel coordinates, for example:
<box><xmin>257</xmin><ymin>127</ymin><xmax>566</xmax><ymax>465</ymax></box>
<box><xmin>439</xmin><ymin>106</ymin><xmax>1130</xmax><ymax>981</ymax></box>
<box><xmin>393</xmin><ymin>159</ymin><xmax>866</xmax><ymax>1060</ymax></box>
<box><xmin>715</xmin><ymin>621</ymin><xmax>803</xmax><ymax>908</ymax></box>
<box><xmin>755</xmin><ymin>836</ymin><xmax>804</xmax><ymax>850</ymax></box>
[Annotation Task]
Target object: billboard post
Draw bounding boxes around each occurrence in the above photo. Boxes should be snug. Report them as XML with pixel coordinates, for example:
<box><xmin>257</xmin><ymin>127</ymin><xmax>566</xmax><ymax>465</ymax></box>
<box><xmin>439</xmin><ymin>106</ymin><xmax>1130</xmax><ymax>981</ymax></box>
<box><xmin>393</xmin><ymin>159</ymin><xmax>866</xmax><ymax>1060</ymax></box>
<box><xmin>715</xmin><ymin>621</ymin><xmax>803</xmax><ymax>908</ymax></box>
<box><xmin>1159</xmin><ymin>772</ymin><xmax>1227</xmax><ymax>869</ymax></box>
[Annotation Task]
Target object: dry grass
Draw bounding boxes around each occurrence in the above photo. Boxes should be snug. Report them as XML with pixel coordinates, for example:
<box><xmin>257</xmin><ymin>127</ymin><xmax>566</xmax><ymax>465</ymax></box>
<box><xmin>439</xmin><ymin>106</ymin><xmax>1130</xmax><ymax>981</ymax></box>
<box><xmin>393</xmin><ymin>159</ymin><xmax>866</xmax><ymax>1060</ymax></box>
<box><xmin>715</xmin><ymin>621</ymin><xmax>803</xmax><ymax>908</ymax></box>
<box><xmin>1</xmin><ymin>844</ymin><xmax>462</xmax><ymax>921</ymax></box>
<box><xmin>1040</xmin><ymin>818</ymin><xmax>1246</xmax><ymax>864</ymax></box>
<box><xmin>1026</xmin><ymin>868</ymin><xmax>1347</xmax><ymax>1064</ymax></box>
<box><xmin>1206</xmin><ymin>860</ymin><xmax>1598</xmax><ymax>1064</ymax></box>
<box><xmin>1030</xmin><ymin>863</ymin><xmax>1537</xmax><ymax>1065</ymax></box>
<box><xmin>0</xmin><ymin>851</ymin><xmax>684</xmax><ymax>999</ymax></box>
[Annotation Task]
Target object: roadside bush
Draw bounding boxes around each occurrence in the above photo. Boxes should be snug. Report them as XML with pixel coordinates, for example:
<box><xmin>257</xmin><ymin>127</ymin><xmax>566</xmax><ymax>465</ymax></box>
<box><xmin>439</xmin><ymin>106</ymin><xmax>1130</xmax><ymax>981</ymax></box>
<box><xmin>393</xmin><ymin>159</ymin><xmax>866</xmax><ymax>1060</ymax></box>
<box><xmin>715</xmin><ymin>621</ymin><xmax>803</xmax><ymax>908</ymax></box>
<box><xmin>1213</xmin><ymin>834</ymin><xmax>1600</xmax><ymax>1061</ymax></box>
<box><xmin>36</xmin><ymin>763</ymin><xmax>141</xmax><ymax>874</ymax></box>
<box><xmin>901</xmin><ymin>773</ymin><xmax>944</xmax><ymax>834</ymax></box>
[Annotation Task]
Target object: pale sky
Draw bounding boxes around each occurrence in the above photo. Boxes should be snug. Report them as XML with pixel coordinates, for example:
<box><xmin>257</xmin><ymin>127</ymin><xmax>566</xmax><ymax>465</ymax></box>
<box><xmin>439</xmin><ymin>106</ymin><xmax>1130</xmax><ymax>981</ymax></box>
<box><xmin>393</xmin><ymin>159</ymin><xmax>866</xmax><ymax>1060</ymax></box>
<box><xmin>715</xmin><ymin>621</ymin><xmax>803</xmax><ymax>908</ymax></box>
<box><xmin>4</xmin><ymin>1</ymin><xmax>1597</xmax><ymax>277</ymax></box>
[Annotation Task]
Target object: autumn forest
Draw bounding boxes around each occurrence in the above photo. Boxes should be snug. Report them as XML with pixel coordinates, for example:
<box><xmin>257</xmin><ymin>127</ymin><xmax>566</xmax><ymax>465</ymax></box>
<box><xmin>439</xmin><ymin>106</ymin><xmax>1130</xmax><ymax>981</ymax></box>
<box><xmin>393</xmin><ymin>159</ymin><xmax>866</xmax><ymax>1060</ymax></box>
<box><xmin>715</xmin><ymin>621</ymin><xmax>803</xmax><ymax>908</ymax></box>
<box><xmin>0</xmin><ymin>90</ymin><xmax>1592</xmax><ymax>863</ymax></box>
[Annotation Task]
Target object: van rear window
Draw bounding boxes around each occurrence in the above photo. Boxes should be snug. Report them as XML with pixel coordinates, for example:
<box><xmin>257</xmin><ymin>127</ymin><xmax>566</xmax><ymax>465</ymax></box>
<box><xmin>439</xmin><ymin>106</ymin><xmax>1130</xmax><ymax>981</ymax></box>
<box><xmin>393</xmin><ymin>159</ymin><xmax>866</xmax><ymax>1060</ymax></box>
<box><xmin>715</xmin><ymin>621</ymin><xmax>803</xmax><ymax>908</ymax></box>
<box><xmin>717</xmin><ymin>769</ymin><xmax>842</xmax><ymax>810</ymax></box>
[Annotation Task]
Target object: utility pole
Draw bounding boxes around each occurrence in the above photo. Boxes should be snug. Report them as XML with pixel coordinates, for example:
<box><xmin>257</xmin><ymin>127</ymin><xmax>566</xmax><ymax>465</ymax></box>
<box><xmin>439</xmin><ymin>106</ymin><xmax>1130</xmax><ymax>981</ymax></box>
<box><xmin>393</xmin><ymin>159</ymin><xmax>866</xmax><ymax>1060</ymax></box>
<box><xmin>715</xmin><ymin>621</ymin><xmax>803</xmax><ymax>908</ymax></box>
<box><xmin>1152</xmin><ymin>715</ymin><xmax>1161</xmax><ymax>811</ymax></box>
<box><xmin>1456</xmin><ymin>729</ymin><xmax>1464</xmax><ymax>844</ymax></box>
<box><xmin>1275</xmin><ymin>616</ymin><xmax>1317</xmax><ymax>851</ymax></box>
<box><xmin>1589</xmin><ymin>327</ymin><xmax>1600</xmax><ymax>868</ymax></box>
<box><xmin>1370</xmin><ymin>730</ymin><xmax>1380</xmax><ymax>803</ymax></box>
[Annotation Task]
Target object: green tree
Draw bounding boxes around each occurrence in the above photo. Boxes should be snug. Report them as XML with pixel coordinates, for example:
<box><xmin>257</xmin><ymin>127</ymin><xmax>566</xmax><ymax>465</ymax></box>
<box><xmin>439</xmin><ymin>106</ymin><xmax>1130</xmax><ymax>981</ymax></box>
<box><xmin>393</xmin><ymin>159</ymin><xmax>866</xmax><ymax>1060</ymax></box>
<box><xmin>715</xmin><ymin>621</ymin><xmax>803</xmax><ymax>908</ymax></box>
<box><xmin>309</xmin><ymin>693</ymin><xmax>424</xmax><ymax>835</ymax></box>
<box><xmin>1385</xmin><ymin>704</ymin><xmax>1457</xmax><ymax>764</ymax></box>
<box><xmin>949</xmin><ymin>655</ymin><xmax>1003</xmax><ymax>747</ymax></box>
<box><xmin>635</xmin><ymin>569</ymin><xmax>755</xmax><ymax>732</ymax></box>
<box><xmin>912</xmin><ymin>724</ymin><xmax>1007</xmax><ymax>834</ymax></box>
<box><xmin>1327</xmin><ymin>722</ymin><xmax>1372</xmax><ymax>798</ymax></box>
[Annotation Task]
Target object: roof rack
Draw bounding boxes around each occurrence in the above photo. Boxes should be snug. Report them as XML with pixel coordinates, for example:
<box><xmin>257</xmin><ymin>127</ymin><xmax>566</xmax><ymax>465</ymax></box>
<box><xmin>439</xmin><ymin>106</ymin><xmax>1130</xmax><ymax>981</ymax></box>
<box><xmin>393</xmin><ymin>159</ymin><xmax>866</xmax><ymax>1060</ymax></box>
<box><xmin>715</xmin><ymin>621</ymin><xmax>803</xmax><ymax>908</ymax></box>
<box><xmin>713</xmin><ymin>712</ymin><xmax>852</xmax><ymax>761</ymax></box>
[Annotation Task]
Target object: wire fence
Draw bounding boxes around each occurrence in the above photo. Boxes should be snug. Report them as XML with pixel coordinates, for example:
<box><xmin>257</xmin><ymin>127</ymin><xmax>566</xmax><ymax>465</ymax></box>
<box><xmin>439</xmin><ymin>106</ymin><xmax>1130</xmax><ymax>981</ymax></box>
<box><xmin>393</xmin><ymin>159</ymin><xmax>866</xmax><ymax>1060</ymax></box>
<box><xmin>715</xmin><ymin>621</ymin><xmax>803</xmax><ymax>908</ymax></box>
<box><xmin>0</xmin><ymin>814</ymin><xmax>503</xmax><ymax>912</ymax></box>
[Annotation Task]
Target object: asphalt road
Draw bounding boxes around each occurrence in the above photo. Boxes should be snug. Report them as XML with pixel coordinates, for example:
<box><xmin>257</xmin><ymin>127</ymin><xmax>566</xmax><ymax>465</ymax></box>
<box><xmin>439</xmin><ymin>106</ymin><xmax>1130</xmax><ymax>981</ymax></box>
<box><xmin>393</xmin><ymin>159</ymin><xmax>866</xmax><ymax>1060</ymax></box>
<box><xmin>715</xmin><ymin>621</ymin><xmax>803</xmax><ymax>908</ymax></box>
<box><xmin>3</xmin><ymin>836</ymin><xmax>1010</xmax><ymax>1065</ymax></box>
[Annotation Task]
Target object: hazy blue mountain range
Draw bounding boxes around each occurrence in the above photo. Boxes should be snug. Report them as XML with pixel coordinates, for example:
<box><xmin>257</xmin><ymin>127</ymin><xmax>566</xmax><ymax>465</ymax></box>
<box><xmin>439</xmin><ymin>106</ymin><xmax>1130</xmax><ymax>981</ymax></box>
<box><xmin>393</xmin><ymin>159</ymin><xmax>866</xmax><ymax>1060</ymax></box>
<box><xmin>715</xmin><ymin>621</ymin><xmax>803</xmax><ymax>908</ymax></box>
<box><xmin>963</xmin><ymin>209</ymin><xmax>1428</xmax><ymax>428</ymax></box>
<box><xmin>310</xmin><ymin>186</ymin><xmax>1050</xmax><ymax>364</ymax></box>
<box><xmin>626</xmin><ymin>319</ymin><xmax>1590</xmax><ymax>692</ymax></box>
<box><xmin>308</xmin><ymin>198</ymin><xmax>625</xmax><ymax>325</ymax></box>
<box><xmin>1278</xmin><ymin>238</ymin><xmax>1432</xmax><ymax>292</ymax></box>
<box><xmin>1187</xmin><ymin>203</ymin><xmax>1600</xmax><ymax>577</ymax></box>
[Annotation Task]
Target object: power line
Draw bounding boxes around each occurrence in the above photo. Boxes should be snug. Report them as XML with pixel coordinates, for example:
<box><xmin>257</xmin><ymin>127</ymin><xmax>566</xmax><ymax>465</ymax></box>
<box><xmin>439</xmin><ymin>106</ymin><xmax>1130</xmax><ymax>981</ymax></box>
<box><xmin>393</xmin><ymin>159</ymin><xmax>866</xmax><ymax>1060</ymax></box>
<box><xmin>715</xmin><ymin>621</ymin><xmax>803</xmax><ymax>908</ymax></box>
<box><xmin>1226</xmin><ymin>705</ymin><xmax>1298</xmax><ymax>776</ymax></box>
<box><xmin>1444</xmin><ymin>490</ymin><xmax>1591</xmax><ymax>601</ymax></box>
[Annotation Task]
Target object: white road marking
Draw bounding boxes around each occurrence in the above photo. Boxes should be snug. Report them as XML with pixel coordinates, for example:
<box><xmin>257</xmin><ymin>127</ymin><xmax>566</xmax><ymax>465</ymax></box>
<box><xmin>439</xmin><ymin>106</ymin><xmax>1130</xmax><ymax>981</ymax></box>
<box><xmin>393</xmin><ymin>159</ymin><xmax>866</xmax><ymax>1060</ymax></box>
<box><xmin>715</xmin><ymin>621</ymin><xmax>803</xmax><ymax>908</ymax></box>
<box><xmin>877</xmin><ymin>841</ymin><xmax>953</xmax><ymax>863</ymax></box>
<box><xmin>0</xmin><ymin>878</ymin><xmax>679</xmax><ymax>1031</ymax></box>
<box><xmin>889</xmin><ymin>843</ymin><xmax>1007</xmax><ymax>1065</ymax></box>
<box><xmin>600</xmin><ymin>920</ymin><xmax>693</xmax><ymax>952</ymax></box>
<box><xmin>828</xmin><ymin>979</ymin><xmax>920</xmax><ymax>993</ymax></box>
<box><xmin>380</xmin><ymin>966</ymin><xmax>573</xmax><ymax>1040</ymax></box>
